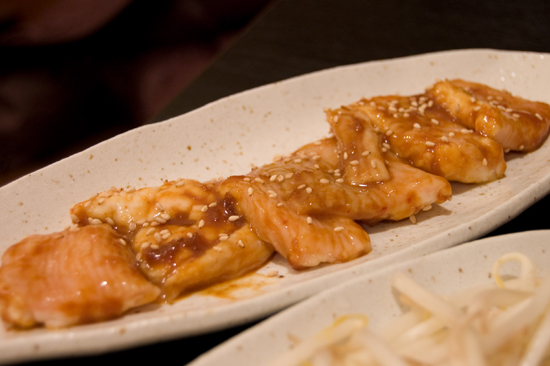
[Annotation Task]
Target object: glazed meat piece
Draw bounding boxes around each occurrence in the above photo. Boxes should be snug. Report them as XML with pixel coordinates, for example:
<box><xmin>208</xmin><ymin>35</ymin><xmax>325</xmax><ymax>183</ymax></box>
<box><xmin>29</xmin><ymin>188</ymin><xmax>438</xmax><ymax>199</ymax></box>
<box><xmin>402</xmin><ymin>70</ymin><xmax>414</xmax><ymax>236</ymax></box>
<box><xmin>325</xmin><ymin>107</ymin><xmax>390</xmax><ymax>184</ymax></box>
<box><xmin>220</xmin><ymin>138</ymin><xmax>451</xmax><ymax>268</ymax></box>
<box><xmin>0</xmin><ymin>225</ymin><xmax>160</xmax><ymax>328</ymax></box>
<box><xmin>350</xmin><ymin>95</ymin><xmax>507</xmax><ymax>183</ymax></box>
<box><xmin>427</xmin><ymin>79</ymin><xmax>550</xmax><ymax>152</ymax></box>
<box><xmin>72</xmin><ymin>180</ymin><xmax>274</xmax><ymax>300</ymax></box>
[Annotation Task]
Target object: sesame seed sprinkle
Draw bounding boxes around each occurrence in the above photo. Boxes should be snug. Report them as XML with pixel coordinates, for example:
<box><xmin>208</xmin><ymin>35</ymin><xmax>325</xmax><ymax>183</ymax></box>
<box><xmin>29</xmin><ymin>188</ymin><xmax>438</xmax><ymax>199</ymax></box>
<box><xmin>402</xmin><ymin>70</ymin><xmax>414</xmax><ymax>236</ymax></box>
<box><xmin>146</xmin><ymin>228</ymin><xmax>155</xmax><ymax>235</ymax></box>
<box><xmin>297</xmin><ymin>184</ymin><xmax>306</xmax><ymax>189</ymax></box>
<box><xmin>482</xmin><ymin>158</ymin><xmax>488</xmax><ymax>166</ymax></box>
<box><xmin>320</xmin><ymin>178</ymin><xmax>330</xmax><ymax>184</ymax></box>
<box><xmin>371</xmin><ymin>160</ymin><xmax>377</xmax><ymax>168</ymax></box>
<box><xmin>255</xmin><ymin>178</ymin><xmax>265</xmax><ymax>184</ymax></box>
<box><xmin>187</xmin><ymin>232</ymin><xmax>193</xmax><ymax>238</ymax></box>
<box><xmin>151</xmin><ymin>244</ymin><xmax>159</xmax><ymax>250</ymax></box>
<box><xmin>409</xmin><ymin>215</ymin><xmax>417</xmax><ymax>224</ymax></box>
<box><xmin>336</xmin><ymin>178</ymin><xmax>344</xmax><ymax>183</ymax></box>
<box><xmin>267</xmin><ymin>270</ymin><xmax>279</xmax><ymax>277</ymax></box>
<box><xmin>90</xmin><ymin>218</ymin><xmax>102</xmax><ymax>225</ymax></box>
<box><xmin>385</xmin><ymin>130</ymin><xmax>393</xmax><ymax>136</ymax></box>
<box><xmin>349</xmin><ymin>160</ymin><xmax>359</xmax><ymax>165</ymax></box>
<box><xmin>248</xmin><ymin>187</ymin><xmax>254</xmax><ymax>196</ymax></box>
<box><xmin>285</xmin><ymin>173</ymin><xmax>294</xmax><ymax>179</ymax></box>
<box><xmin>201</xmin><ymin>205</ymin><xmax>208</xmax><ymax>212</ymax></box>
<box><xmin>413</xmin><ymin>123</ymin><xmax>421</xmax><ymax>129</ymax></box>
<box><xmin>71</xmin><ymin>214</ymin><xmax>80</xmax><ymax>224</ymax></box>
<box><xmin>362</xmin><ymin>151</ymin><xmax>370</xmax><ymax>156</ymax></box>
<box><xmin>334</xmin><ymin>226</ymin><xmax>344</xmax><ymax>232</ymax></box>
<box><xmin>270</xmin><ymin>175</ymin><xmax>277</xmax><ymax>182</ymax></box>
<box><xmin>425</xmin><ymin>141</ymin><xmax>435</xmax><ymax>147</ymax></box>
<box><xmin>431</xmin><ymin>118</ymin><xmax>439</xmax><ymax>125</ymax></box>
<box><xmin>473</xmin><ymin>106</ymin><xmax>481</xmax><ymax>111</ymax></box>
<box><xmin>209</xmin><ymin>202</ymin><xmax>217</xmax><ymax>208</ymax></box>
<box><xmin>198</xmin><ymin>220</ymin><xmax>205</xmax><ymax>228</ymax></box>
<box><xmin>277</xmin><ymin>203</ymin><xmax>284</xmax><ymax>207</ymax></box>
<box><xmin>536</xmin><ymin>113</ymin><xmax>543</xmax><ymax>120</ymax></box>
<box><xmin>156</xmin><ymin>203</ymin><xmax>164</xmax><ymax>211</ymax></box>
<box><xmin>307</xmin><ymin>217</ymin><xmax>313</xmax><ymax>224</ymax></box>
<box><xmin>228</xmin><ymin>215</ymin><xmax>240</xmax><ymax>222</ymax></box>
<box><xmin>238</xmin><ymin>240</ymin><xmax>245</xmax><ymax>248</ymax></box>
<box><xmin>306</xmin><ymin>187</ymin><xmax>313</xmax><ymax>194</ymax></box>
<box><xmin>154</xmin><ymin>233</ymin><xmax>162</xmax><ymax>242</ymax></box>
<box><xmin>106</xmin><ymin>217</ymin><xmax>115</xmax><ymax>226</ymax></box>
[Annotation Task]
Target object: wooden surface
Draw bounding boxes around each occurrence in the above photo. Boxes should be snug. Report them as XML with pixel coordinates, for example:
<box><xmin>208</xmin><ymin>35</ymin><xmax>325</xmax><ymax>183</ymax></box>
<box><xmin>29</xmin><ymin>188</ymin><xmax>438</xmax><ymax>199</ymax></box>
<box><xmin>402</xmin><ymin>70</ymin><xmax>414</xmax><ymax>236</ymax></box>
<box><xmin>23</xmin><ymin>0</ymin><xmax>550</xmax><ymax>364</ymax></box>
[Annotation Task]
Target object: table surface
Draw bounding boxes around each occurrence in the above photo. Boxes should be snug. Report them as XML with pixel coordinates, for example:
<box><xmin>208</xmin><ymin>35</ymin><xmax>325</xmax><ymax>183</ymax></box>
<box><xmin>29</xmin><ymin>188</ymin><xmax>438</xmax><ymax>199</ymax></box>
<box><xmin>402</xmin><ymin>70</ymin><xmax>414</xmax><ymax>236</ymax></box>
<box><xmin>23</xmin><ymin>0</ymin><xmax>550</xmax><ymax>364</ymax></box>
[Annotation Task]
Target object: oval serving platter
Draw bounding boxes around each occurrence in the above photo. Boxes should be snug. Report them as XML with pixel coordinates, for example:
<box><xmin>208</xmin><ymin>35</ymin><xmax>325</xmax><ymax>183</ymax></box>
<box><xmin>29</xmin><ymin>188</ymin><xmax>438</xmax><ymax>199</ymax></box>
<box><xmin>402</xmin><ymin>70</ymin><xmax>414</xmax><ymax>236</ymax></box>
<box><xmin>0</xmin><ymin>49</ymin><xmax>550</xmax><ymax>363</ymax></box>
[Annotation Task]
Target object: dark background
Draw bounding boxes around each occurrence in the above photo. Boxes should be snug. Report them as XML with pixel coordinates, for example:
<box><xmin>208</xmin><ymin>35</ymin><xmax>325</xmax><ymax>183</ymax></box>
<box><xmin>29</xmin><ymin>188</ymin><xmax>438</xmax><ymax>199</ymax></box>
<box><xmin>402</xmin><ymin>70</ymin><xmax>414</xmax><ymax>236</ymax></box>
<box><xmin>3</xmin><ymin>0</ymin><xmax>550</xmax><ymax>364</ymax></box>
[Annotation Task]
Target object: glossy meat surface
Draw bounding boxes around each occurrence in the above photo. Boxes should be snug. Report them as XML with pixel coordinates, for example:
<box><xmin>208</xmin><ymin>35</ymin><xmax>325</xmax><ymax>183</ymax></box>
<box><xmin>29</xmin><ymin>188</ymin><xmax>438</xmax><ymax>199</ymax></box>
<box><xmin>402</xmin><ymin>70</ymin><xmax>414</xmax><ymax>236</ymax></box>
<box><xmin>427</xmin><ymin>79</ymin><xmax>550</xmax><ymax>152</ymax></box>
<box><xmin>0</xmin><ymin>225</ymin><xmax>160</xmax><ymax>328</ymax></box>
<box><xmin>72</xmin><ymin>180</ymin><xmax>274</xmax><ymax>300</ymax></box>
<box><xmin>220</xmin><ymin>138</ymin><xmax>451</xmax><ymax>268</ymax></box>
<box><xmin>351</xmin><ymin>95</ymin><xmax>507</xmax><ymax>183</ymax></box>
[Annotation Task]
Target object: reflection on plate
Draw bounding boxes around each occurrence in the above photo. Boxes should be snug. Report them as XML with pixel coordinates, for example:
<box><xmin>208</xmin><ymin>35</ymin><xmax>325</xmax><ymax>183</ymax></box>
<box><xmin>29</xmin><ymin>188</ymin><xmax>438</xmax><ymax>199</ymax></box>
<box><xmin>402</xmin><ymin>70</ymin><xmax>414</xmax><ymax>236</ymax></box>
<box><xmin>189</xmin><ymin>230</ymin><xmax>550</xmax><ymax>366</ymax></box>
<box><xmin>1</xmin><ymin>49</ymin><xmax>550</xmax><ymax>363</ymax></box>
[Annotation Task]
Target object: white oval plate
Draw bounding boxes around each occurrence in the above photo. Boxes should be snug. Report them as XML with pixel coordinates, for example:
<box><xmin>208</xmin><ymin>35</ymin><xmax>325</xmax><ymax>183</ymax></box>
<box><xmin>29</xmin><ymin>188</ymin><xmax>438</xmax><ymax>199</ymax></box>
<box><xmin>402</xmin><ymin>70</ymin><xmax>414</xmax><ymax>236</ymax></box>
<box><xmin>189</xmin><ymin>230</ymin><xmax>550</xmax><ymax>366</ymax></box>
<box><xmin>0</xmin><ymin>49</ymin><xmax>550</xmax><ymax>363</ymax></box>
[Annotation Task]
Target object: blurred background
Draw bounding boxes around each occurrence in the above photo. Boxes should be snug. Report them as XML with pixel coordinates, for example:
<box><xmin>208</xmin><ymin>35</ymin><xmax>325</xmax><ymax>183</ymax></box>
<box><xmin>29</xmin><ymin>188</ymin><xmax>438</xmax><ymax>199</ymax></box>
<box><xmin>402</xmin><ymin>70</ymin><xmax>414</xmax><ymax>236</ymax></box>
<box><xmin>0</xmin><ymin>0</ymin><xmax>273</xmax><ymax>186</ymax></box>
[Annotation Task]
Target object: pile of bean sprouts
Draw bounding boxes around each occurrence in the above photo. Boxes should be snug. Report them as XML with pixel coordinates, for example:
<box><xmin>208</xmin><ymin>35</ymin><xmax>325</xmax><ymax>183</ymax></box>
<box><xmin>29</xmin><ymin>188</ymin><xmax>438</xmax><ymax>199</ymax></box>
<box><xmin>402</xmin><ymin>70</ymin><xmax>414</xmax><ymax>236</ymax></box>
<box><xmin>271</xmin><ymin>252</ymin><xmax>550</xmax><ymax>366</ymax></box>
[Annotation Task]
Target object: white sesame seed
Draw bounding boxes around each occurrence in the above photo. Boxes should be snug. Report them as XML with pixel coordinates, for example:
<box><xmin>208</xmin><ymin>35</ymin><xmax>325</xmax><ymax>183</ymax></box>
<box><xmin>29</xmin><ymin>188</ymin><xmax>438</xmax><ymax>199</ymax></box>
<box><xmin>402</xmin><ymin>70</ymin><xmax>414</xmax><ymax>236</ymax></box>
<box><xmin>270</xmin><ymin>175</ymin><xmax>277</xmax><ymax>182</ymax></box>
<box><xmin>154</xmin><ymin>233</ymin><xmax>162</xmax><ymax>242</ymax></box>
<box><xmin>209</xmin><ymin>202</ymin><xmax>217</xmax><ymax>208</ymax></box>
<box><xmin>362</xmin><ymin>151</ymin><xmax>370</xmax><ymax>156</ymax></box>
<box><xmin>343</xmin><ymin>152</ymin><xmax>348</xmax><ymax>160</ymax></box>
<box><xmin>385</xmin><ymin>130</ymin><xmax>393</xmax><ymax>136</ymax></box>
<box><xmin>336</xmin><ymin>178</ymin><xmax>344</xmax><ymax>183</ymax></box>
<box><xmin>482</xmin><ymin>158</ymin><xmax>488</xmax><ymax>166</ymax></box>
<box><xmin>473</xmin><ymin>106</ymin><xmax>481</xmax><ymax>111</ymax></box>
<box><xmin>175</xmin><ymin>180</ymin><xmax>185</xmax><ymax>187</ymax></box>
<box><xmin>449</xmin><ymin>132</ymin><xmax>455</xmax><ymax>137</ymax></box>
<box><xmin>513</xmin><ymin>113</ymin><xmax>520</xmax><ymax>118</ymax></box>
<box><xmin>219</xmin><ymin>235</ymin><xmax>229</xmax><ymax>241</ymax></box>
<box><xmin>307</xmin><ymin>217</ymin><xmax>313</xmax><ymax>224</ymax></box>
<box><xmin>409</xmin><ymin>215</ymin><xmax>417</xmax><ymax>224</ymax></box>
<box><xmin>431</xmin><ymin>118</ymin><xmax>439</xmax><ymax>125</ymax></box>
<box><xmin>238</xmin><ymin>240</ymin><xmax>245</xmax><ymax>248</ymax></box>
<box><xmin>90</xmin><ymin>218</ymin><xmax>102</xmax><ymax>225</ymax></box>
<box><xmin>471</xmin><ymin>97</ymin><xmax>476</xmax><ymax>103</ymax></box>
<box><xmin>277</xmin><ymin>175</ymin><xmax>285</xmax><ymax>183</ymax></box>
<box><xmin>314</xmin><ymin>164</ymin><xmax>320</xmax><ymax>169</ymax></box>
<box><xmin>371</xmin><ymin>160</ymin><xmax>377</xmax><ymax>168</ymax></box>
<box><xmin>187</xmin><ymin>232</ymin><xmax>193</xmax><ymax>238</ymax></box>
<box><xmin>84</xmin><ymin>201</ymin><xmax>91</xmax><ymax>208</ymax></box>
<box><xmin>106</xmin><ymin>217</ymin><xmax>115</xmax><ymax>226</ymax></box>
<box><xmin>150</xmin><ymin>244</ymin><xmax>159</xmax><ymax>250</ymax></box>
<box><xmin>70</xmin><ymin>214</ymin><xmax>80</xmax><ymax>224</ymax></box>
<box><xmin>243</xmin><ymin>177</ymin><xmax>251</xmax><ymax>182</ymax></box>
<box><xmin>269</xmin><ymin>192</ymin><xmax>278</xmax><ymax>198</ymax></box>
<box><xmin>320</xmin><ymin>178</ymin><xmax>330</xmax><ymax>184</ymax></box>
<box><xmin>460</xmin><ymin>129</ymin><xmax>471</xmax><ymax>133</ymax></box>
<box><xmin>413</xmin><ymin>123</ymin><xmax>421</xmax><ymax>129</ymax></box>
<box><xmin>127</xmin><ymin>186</ymin><xmax>137</xmax><ymax>192</ymax></box>
<box><xmin>119</xmin><ymin>238</ymin><xmax>126</xmax><ymax>245</ymax></box>
<box><xmin>519</xmin><ymin>145</ymin><xmax>525</xmax><ymax>151</ymax></box>
<box><xmin>228</xmin><ymin>215</ymin><xmax>240</xmax><ymax>222</ymax></box>
<box><xmin>285</xmin><ymin>173</ymin><xmax>294</xmax><ymax>179</ymax></box>
<box><xmin>136</xmin><ymin>253</ymin><xmax>142</xmax><ymax>261</ymax></box>
<box><xmin>349</xmin><ymin>160</ymin><xmax>359</xmax><ymax>165</ymax></box>
<box><xmin>334</xmin><ymin>226</ymin><xmax>344</xmax><ymax>232</ymax></box>
<box><xmin>97</xmin><ymin>198</ymin><xmax>105</xmax><ymax>204</ymax></box>
<box><xmin>306</xmin><ymin>187</ymin><xmax>313</xmax><ymax>194</ymax></box>
<box><xmin>248</xmin><ymin>187</ymin><xmax>254</xmax><ymax>195</ymax></box>
<box><xmin>155</xmin><ymin>217</ymin><xmax>166</xmax><ymax>224</ymax></box>
<box><xmin>297</xmin><ymin>184</ymin><xmax>306</xmax><ymax>189</ymax></box>
<box><xmin>198</xmin><ymin>220</ymin><xmax>205</xmax><ymax>228</ymax></box>
<box><xmin>141</xmin><ymin>242</ymin><xmax>151</xmax><ymax>249</ymax></box>
<box><xmin>156</xmin><ymin>203</ymin><xmax>164</xmax><ymax>211</ymax></box>
<box><xmin>536</xmin><ymin>113</ymin><xmax>543</xmax><ymax>120</ymax></box>
<box><xmin>201</xmin><ymin>205</ymin><xmax>208</xmax><ymax>212</ymax></box>
<box><xmin>160</xmin><ymin>229</ymin><xmax>170</xmax><ymax>235</ymax></box>
<box><xmin>425</xmin><ymin>141</ymin><xmax>435</xmax><ymax>147</ymax></box>
<box><xmin>312</xmin><ymin>156</ymin><xmax>321</xmax><ymax>161</ymax></box>
<box><xmin>276</xmin><ymin>203</ymin><xmax>284</xmax><ymax>207</ymax></box>
<box><xmin>440</xmin><ymin>136</ymin><xmax>449</xmax><ymax>142</ymax></box>
<box><xmin>212</xmin><ymin>246</ymin><xmax>222</xmax><ymax>252</ymax></box>
<box><xmin>160</xmin><ymin>213</ymin><xmax>171</xmax><ymax>220</ymax></box>
<box><xmin>422</xmin><ymin>204</ymin><xmax>432</xmax><ymax>211</ymax></box>
<box><xmin>146</xmin><ymin>228</ymin><xmax>155</xmax><ymax>235</ymax></box>
<box><xmin>294</xmin><ymin>159</ymin><xmax>302</xmax><ymax>164</ymax></box>
<box><xmin>255</xmin><ymin>178</ymin><xmax>264</xmax><ymax>184</ymax></box>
